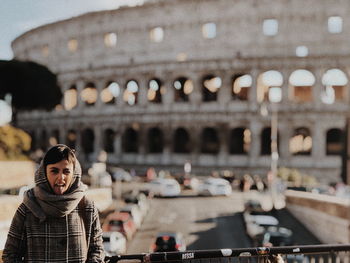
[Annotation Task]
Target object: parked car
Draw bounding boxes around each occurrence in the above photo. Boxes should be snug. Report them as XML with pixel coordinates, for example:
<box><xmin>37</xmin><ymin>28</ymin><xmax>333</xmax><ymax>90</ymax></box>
<box><xmin>102</xmin><ymin>212</ymin><xmax>137</xmax><ymax>241</ymax></box>
<box><xmin>147</xmin><ymin>178</ymin><xmax>181</xmax><ymax>197</ymax></box>
<box><xmin>243</xmin><ymin>212</ymin><xmax>279</xmax><ymax>241</ymax></box>
<box><xmin>102</xmin><ymin>231</ymin><xmax>127</xmax><ymax>256</ymax></box>
<box><xmin>197</xmin><ymin>178</ymin><xmax>232</xmax><ymax>196</ymax></box>
<box><xmin>150</xmin><ymin>232</ymin><xmax>186</xmax><ymax>252</ymax></box>
<box><xmin>119</xmin><ymin>204</ymin><xmax>143</xmax><ymax>229</ymax></box>
<box><xmin>124</xmin><ymin>191</ymin><xmax>150</xmax><ymax>217</ymax></box>
<box><xmin>262</xmin><ymin>226</ymin><xmax>293</xmax><ymax>247</ymax></box>
<box><xmin>112</xmin><ymin>168</ymin><xmax>132</xmax><ymax>182</ymax></box>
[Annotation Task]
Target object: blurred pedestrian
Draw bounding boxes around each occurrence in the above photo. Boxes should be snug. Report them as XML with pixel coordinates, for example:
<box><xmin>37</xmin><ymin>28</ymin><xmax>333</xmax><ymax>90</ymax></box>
<box><xmin>2</xmin><ymin>144</ymin><xmax>105</xmax><ymax>262</ymax></box>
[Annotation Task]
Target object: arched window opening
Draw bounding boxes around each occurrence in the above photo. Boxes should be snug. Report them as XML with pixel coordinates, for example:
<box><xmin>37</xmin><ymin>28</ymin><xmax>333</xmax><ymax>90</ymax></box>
<box><xmin>326</xmin><ymin>128</ymin><xmax>344</xmax><ymax>155</ymax></box>
<box><xmin>39</xmin><ymin>130</ymin><xmax>48</xmax><ymax>151</ymax></box>
<box><xmin>29</xmin><ymin>131</ymin><xmax>36</xmax><ymax>151</ymax></box>
<box><xmin>201</xmin><ymin>128</ymin><xmax>219</xmax><ymax>154</ymax></box>
<box><xmin>261</xmin><ymin>127</ymin><xmax>271</xmax><ymax>155</ymax></box>
<box><xmin>321</xmin><ymin>69</ymin><xmax>348</xmax><ymax>104</ymax></box>
<box><xmin>174</xmin><ymin>77</ymin><xmax>192</xmax><ymax>102</ymax></box>
<box><xmin>81</xmin><ymin>82</ymin><xmax>97</xmax><ymax>106</ymax></box>
<box><xmin>49</xmin><ymin>130</ymin><xmax>59</xmax><ymax>146</ymax></box>
<box><xmin>230</xmin><ymin>128</ymin><xmax>251</xmax><ymax>154</ymax></box>
<box><xmin>202</xmin><ymin>75</ymin><xmax>222</xmax><ymax>102</ymax></box>
<box><xmin>290</xmin><ymin>127</ymin><xmax>312</xmax><ymax>155</ymax></box>
<box><xmin>81</xmin><ymin>128</ymin><xmax>95</xmax><ymax>154</ymax></box>
<box><xmin>173</xmin><ymin>128</ymin><xmax>191</xmax><ymax>153</ymax></box>
<box><xmin>122</xmin><ymin>128</ymin><xmax>138</xmax><ymax>153</ymax></box>
<box><xmin>66</xmin><ymin>130</ymin><xmax>77</xmax><ymax>149</ymax></box>
<box><xmin>101</xmin><ymin>81</ymin><xmax>120</xmax><ymax>105</ymax></box>
<box><xmin>147</xmin><ymin>128</ymin><xmax>163</xmax><ymax>153</ymax></box>
<box><xmin>232</xmin><ymin>74</ymin><xmax>251</xmax><ymax>101</ymax></box>
<box><xmin>64</xmin><ymin>84</ymin><xmax>78</xmax><ymax>110</ymax></box>
<box><xmin>123</xmin><ymin>80</ymin><xmax>139</xmax><ymax>106</ymax></box>
<box><xmin>103</xmin><ymin>129</ymin><xmax>115</xmax><ymax>153</ymax></box>
<box><xmin>289</xmin><ymin>70</ymin><xmax>315</xmax><ymax>103</ymax></box>
<box><xmin>148</xmin><ymin>78</ymin><xmax>162</xmax><ymax>103</ymax></box>
<box><xmin>257</xmin><ymin>70</ymin><xmax>283</xmax><ymax>103</ymax></box>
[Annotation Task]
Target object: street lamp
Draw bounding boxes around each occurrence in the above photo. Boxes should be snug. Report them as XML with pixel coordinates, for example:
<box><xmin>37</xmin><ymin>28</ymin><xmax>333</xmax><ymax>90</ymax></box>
<box><xmin>268</xmin><ymin>86</ymin><xmax>282</xmax><ymax>209</ymax></box>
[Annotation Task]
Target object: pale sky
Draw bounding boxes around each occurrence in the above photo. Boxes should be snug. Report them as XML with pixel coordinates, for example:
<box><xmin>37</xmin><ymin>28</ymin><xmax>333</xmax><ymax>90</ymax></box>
<box><xmin>0</xmin><ymin>0</ymin><xmax>146</xmax><ymax>60</ymax></box>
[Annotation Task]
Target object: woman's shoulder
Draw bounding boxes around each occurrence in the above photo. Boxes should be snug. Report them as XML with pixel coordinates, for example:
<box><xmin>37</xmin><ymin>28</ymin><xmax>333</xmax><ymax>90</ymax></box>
<box><xmin>80</xmin><ymin>196</ymin><xmax>97</xmax><ymax>211</ymax></box>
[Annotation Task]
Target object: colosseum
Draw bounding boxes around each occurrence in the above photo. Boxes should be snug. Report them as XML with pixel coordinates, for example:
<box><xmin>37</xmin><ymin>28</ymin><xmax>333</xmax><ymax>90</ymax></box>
<box><xmin>11</xmin><ymin>0</ymin><xmax>350</xmax><ymax>183</ymax></box>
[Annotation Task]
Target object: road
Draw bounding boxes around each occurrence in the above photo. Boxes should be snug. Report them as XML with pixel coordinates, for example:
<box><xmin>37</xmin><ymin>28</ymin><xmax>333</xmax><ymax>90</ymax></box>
<box><xmin>126</xmin><ymin>190</ymin><xmax>320</xmax><ymax>254</ymax></box>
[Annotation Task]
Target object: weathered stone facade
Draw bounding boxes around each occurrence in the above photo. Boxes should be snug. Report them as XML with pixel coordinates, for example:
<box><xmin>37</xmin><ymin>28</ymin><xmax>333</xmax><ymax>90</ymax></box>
<box><xmin>11</xmin><ymin>0</ymin><xmax>350</xmax><ymax>182</ymax></box>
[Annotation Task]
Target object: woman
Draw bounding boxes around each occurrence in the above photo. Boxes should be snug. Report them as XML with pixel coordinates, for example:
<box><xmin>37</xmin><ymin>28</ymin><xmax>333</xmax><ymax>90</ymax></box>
<box><xmin>2</xmin><ymin>144</ymin><xmax>105</xmax><ymax>262</ymax></box>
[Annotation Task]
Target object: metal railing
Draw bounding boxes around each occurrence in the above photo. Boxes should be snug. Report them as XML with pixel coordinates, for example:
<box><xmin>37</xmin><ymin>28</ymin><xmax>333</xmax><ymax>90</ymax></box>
<box><xmin>106</xmin><ymin>244</ymin><xmax>350</xmax><ymax>263</ymax></box>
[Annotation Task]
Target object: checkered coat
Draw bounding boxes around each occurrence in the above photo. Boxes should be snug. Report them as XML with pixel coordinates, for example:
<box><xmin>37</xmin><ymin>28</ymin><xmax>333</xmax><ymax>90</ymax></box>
<box><xmin>2</xmin><ymin>198</ymin><xmax>105</xmax><ymax>263</ymax></box>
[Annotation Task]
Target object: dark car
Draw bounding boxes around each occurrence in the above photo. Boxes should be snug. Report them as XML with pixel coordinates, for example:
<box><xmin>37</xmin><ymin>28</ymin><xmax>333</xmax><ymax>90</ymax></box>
<box><xmin>262</xmin><ymin>226</ymin><xmax>293</xmax><ymax>247</ymax></box>
<box><xmin>150</xmin><ymin>232</ymin><xmax>186</xmax><ymax>252</ymax></box>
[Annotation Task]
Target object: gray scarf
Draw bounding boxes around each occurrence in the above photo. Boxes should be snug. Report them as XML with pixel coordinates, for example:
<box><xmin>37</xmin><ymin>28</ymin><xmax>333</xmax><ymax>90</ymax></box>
<box><xmin>23</xmin><ymin>157</ymin><xmax>88</xmax><ymax>222</ymax></box>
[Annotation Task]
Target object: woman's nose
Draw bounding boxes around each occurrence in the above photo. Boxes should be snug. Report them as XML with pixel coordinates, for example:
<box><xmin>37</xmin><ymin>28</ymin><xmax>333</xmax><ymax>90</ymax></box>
<box><xmin>57</xmin><ymin>172</ymin><xmax>66</xmax><ymax>181</ymax></box>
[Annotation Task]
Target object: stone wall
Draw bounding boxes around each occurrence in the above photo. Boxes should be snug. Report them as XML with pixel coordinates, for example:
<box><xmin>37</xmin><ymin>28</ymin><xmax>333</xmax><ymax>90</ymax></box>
<box><xmin>285</xmin><ymin>190</ymin><xmax>350</xmax><ymax>244</ymax></box>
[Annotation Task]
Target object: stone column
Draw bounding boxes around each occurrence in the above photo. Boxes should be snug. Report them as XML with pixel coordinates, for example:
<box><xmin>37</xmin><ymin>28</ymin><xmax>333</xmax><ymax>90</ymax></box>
<box><xmin>76</xmin><ymin>80</ymin><xmax>85</xmax><ymax>110</ymax></box>
<box><xmin>218</xmin><ymin>123</ymin><xmax>229</xmax><ymax>165</ymax></box>
<box><xmin>116</xmin><ymin>77</ymin><xmax>126</xmax><ymax>107</ymax></box>
<box><xmin>138</xmin><ymin>125</ymin><xmax>146</xmax><ymax>164</ymax></box>
<box><xmin>281</xmin><ymin>69</ymin><xmax>291</xmax><ymax>103</ymax></box>
<box><xmin>312</xmin><ymin>122</ymin><xmax>325</xmax><ymax>159</ymax></box>
<box><xmin>114</xmin><ymin>130</ymin><xmax>122</xmax><ymax>161</ymax></box>
<box><xmin>91</xmin><ymin>125</ymin><xmax>102</xmax><ymax>162</ymax></box>
<box><xmin>313</xmin><ymin>68</ymin><xmax>325</xmax><ymax>109</ymax></box>
<box><xmin>162</xmin><ymin>74</ymin><xmax>174</xmax><ymax>107</ymax></box>
<box><xmin>249</xmin><ymin>69</ymin><xmax>259</xmax><ymax>111</ymax></box>
<box><xmin>137</xmin><ymin>77</ymin><xmax>148</xmax><ymax>107</ymax></box>
<box><xmin>190</xmin><ymin>125</ymin><xmax>201</xmax><ymax>166</ymax></box>
<box><xmin>278</xmin><ymin>118</ymin><xmax>292</xmax><ymax>160</ymax></box>
<box><xmin>162</xmin><ymin>125</ymin><xmax>172</xmax><ymax>165</ymax></box>
<box><xmin>217</xmin><ymin>72</ymin><xmax>231</xmax><ymax>106</ymax></box>
<box><xmin>249</xmin><ymin>120</ymin><xmax>262</xmax><ymax>166</ymax></box>
<box><xmin>189</xmin><ymin>72</ymin><xmax>202</xmax><ymax>105</ymax></box>
<box><xmin>94</xmin><ymin>79</ymin><xmax>105</xmax><ymax>110</ymax></box>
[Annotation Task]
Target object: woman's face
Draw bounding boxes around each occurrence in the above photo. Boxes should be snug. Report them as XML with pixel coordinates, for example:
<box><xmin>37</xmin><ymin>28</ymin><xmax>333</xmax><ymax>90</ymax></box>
<box><xmin>46</xmin><ymin>159</ymin><xmax>74</xmax><ymax>195</ymax></box>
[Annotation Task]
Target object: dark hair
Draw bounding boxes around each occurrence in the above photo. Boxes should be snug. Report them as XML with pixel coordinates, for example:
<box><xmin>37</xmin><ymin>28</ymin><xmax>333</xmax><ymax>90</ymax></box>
<box><xmin>43</xmin><ymin>144</ymin><xmax>76</xmax><ymax>169</ymax></box>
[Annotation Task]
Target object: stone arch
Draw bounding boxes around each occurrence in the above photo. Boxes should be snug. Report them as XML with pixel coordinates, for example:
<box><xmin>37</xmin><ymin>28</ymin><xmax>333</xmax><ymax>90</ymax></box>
<box><xmin>202</xmin><ymin>74</ymin><xmax>222</xmax><ymax>102</ymax></box>
<box><xmin>66</xmin><ymin>129</ymin><xmax>77</xmax><ymax>149</ymax></box>
<box><xmin>124</xmin><ymin>80</ymin><xmax>139</xmax><ymax>106</ymax></box>
<box><xmin>101</xmin><ymin>81</ymin><xmax>120</xmax><ymax>105</ymax></box>
<box><xmin>289</xmin><ymin>69</ymin><xmax>315</xmax><ymax>103</ymax></box>
<box><xmin>64</xmin><ymin>84</ymin><xmax>78</xmax><ymax>110</ymax></box>
<box><xmin>173</xmin><ymin>127</ymin><xmax>191</xmax><ymax>153</ymax></box>
<box><xmin>201</xmin><ymin>127</ymin><xmax>220</xmax><ymax>154</ymax></box>
<box><xmin>229</xmin><ymin>127</ymin><xmax>250</xmax><ymax>154</ymax></box>
<box><xmin>257</xmin><ymin>70</ymin><xmax>283</xmax><ymax>103</ymax></box>
<box><xmin>173</xmin><ymin>77</ymin><xmax>192</xmax><ymax>102</ymax></box>
<box><xmin>326</xmin><ymin>128</ymin><xmax>344</xmax><ymax>155</ymax></box>
<box><xmin>122</xmin><ymin>127</ymin><xmax>139</xmax><ymax>153</ymax></box>
<box><xmin>289</xmin><ymin>127</ymin><xmax>312</xmax><ymax>155</ymax></box>
<box><xmin>81</xmin><ymin>128</ymin><xmax>95</xmax><ymax>154</ymax></box>
<box><xmin>147</xmin><ymin>127</ymin><xmax>163</xmax><ymax>153</ymax></box>
<box><xmin>321</xmin><ymin>68</ymin><xmax>348</xmax><ymax>104</ymax></box>
<box><xmin>231</xmin><ymin>74</ymin><xmax>251</xmax><ymax>101</ymax></box>
<box><xmin>148</xmin><ymin>78</ymin><xmax>163</xmax><ymax>103</ymax></box>
<box><xmin>81</xmin><ymin>82</ymin><xmax>97</xmax><ymax>106</ymax></box>
<box><xmin>103</xmin><ymin>128</ymin><xmax>115</xmax><ymax>153</ymax></box>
